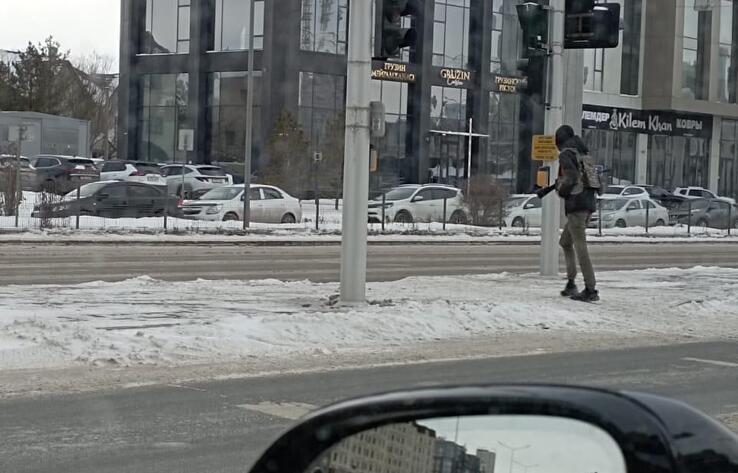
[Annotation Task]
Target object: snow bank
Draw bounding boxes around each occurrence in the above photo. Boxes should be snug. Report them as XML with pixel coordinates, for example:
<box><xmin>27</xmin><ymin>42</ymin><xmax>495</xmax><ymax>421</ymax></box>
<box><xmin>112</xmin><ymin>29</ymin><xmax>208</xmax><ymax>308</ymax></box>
<box><xmin>0</xmin><ymin>267</ymin><xmax>736</xmax><ymax>370</ymax></box>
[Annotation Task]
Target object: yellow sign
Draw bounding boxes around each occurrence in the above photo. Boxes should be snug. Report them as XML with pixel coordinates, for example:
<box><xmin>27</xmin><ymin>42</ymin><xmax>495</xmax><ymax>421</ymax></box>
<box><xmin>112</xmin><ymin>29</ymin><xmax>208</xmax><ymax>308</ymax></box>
<box><xmin>532</xmin><ymin>135</ymin><xmax>559</xmax><ymax>161</ymax></box>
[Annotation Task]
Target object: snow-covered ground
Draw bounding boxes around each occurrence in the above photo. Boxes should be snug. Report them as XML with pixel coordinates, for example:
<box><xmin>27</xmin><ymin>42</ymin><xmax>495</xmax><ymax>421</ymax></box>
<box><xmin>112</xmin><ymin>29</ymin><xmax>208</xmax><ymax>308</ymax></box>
<box><xmin>1</xmin><ymin>267</ymin><xmax>736</xmax><ymax>371</ymax></box>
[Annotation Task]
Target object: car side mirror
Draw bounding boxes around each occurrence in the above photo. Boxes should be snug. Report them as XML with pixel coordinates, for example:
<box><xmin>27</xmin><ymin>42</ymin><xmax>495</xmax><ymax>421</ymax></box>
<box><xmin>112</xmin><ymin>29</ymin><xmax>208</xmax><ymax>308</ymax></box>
<box><xmin>412</xmin><ymin>195</ymin><xmax>425</xmax><ymax>202</ymax></box>
<box><xmin>246</xmin><ymin>385</ymin><xmax>738</xmax><ymax>473</ymax></box>
<box><xmin>524</xmin><ymin>203</ymin><xmax>535</xmax><ymax>209</ymax></box>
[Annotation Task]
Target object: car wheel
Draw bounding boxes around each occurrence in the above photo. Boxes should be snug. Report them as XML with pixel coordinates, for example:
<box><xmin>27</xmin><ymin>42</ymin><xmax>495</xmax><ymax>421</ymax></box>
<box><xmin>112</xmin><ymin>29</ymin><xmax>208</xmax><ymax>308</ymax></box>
<box><xmin>615</xmin><ymin>219</ymin><xmax>627</xmax><ymax>228</ymax></box>
<box><xmin>449</xmin><ymin>210</ymin><xmax>467</xmax><ymax>225</ymax></box>
<box><xmin>512</xmin><ymin>217</ymin><xmax>525</xmax><ymax>227</ymax></box>
<box><xmin>222</xmin><ymin>212</ymin><xmax>240</xmax><ymax>222</ymax></box>
<box><xmin>655</xmin><ymin>219</ymin><xmax>665</xmax><ymax>226</ymax></box>
<box><xmin>281</xmin><ymin>213</ymin><xmax>297</xmax><ymax>224</ymax></box>
<box><xmin>394</xmin><ymin>210</ymin><xmax>413</xmax><ymax>224</ymax></box>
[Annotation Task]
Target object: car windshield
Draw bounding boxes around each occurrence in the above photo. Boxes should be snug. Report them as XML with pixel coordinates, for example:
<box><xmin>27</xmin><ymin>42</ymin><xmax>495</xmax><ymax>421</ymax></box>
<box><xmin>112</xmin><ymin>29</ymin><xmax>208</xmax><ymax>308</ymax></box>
<box><xmin>63</xmin><ymin>181</ymin><xmax>109</xmax><ymax>200</ymax></box>
<box><xmin>384</xmin><ymin>187</ymin><xmax>418</xmax><ymax>201</ymax></box>
<box><xmin>199</xmin><ymin>187</ymin><xmax>242</xmax><ymax>200</ymax></box>
<box><xmin>5</xmin><ymin>3</ymin><xmax>738</xmax><ymax>472</ymax></box>
<box><xmin>599</xmin><ymin>199</ymin><xmax>628</xmax><ymax>211</ymax></box>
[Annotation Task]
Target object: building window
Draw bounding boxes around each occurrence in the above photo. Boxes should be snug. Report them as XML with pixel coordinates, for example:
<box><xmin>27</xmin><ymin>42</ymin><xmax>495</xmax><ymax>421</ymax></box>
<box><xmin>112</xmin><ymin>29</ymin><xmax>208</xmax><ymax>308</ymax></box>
<box><xmin>370</xmin><ymin>80</ymin><xmax>409</xmax><ymax>181</ymax></box>
<box><xmin>299</xmin><ymin>72</ymin><xmax>345</xmax><ymax>150</ymax></box>
<box><xmin>490</xmin><ymin>0</ymin><xmax>522</xmax><ymax>74</ymax></box>
<box><xmin>719</xmin><ymin>0</ymin><xmax>737</xmax><ymax>103</ymax></box>
<box><xmin>142</xmin><ymin>0</ymin><xmax>190</xmax><ymax>54</ymax></box>
<box><xmin>206</xmin><ymin>71</ymin><xmax>262</xmax><ymax>163</ymax></box>
<box><xmin>719</xmin><ymin>119</ymin><xmax>738</xmax><ymax>200</ymax></box>
<box><xmin>430</xmin><ymin>86</ymin><xmax>467</xmax><ymax>184</ymax></box>
<box><xmin>487</xmin><ymin>92</ymin><xmax>520</xmax><ymax>190</ymax></box>
<box><xmin>138</xmin><ymin>73</ymin><xmax>189</xmax><ymax>163</ymax></box>
<box><xmin>682</xmin><ymin>0</ymin><xmax>711</xmax><ymax>99</ymax></box>
<box><xmin>207</xmin><ymin>0</ymin><xmax>265</xmax><ymax>51</ymax></box>
<box><xmin>583</xmin><ymin>49</ymin><xmax>604</xmax><ymax>92</ymax></box>
<box><xmin>620</xmin><ymin>0</ymin><xmax>642</xmax><ymax>95</ymax></box>
<box><xmin>433</xmin><ymin>0</ymin><xmax>471</xmax><ymax>68</ymax></box>
<box><xmin>648</xmin><ymin>135</ymin><xmax>709</xmax><ymax>189</ymax></box>
<box><xmin>300</xmin><ymin>0</ymin><xmax>348</xmax><ymax>54</ymax></box>
<box><xmin>582</xmin><ymin>129</ymin><xmax>637</xmax><ymax>185</ymax></box>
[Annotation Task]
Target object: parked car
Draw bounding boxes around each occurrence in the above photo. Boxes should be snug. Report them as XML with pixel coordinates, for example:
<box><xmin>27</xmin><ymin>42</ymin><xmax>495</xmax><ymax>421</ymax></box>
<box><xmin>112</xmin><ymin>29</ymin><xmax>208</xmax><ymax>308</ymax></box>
<box><xmin>601</xmin><ymin>185</ymin><xmax>649</xmax><ymax>199</ymax></box>
<box><xmin>674</xmin><ymin>186</ymin><xmax>736</xmax><ymax>204</ymax></box>
<box><xmin>0</xmin><ymin>155</ymin><xmax>36</xmax><ymax>190</ymax></box>
<box><xmin>638</xmin><ymin>184</ymin><xmax>686</xmax><ymax>209</ymax></box>
<box><xmin>160</xmin><ymin>164</ymin><xmax>233</xmax><ymax>198</ymax></box>
<box><xmin>100</xmin><ymin>160</ymin><xmax>167</xmax><ymax>187</ymax></box>
<box><xmin>503</xmin><ymin>194</ymin><xmax>542</xmax><ymax>227</ymax></box>
<box><xmin>31</xmin><ymin>181</ymin><xmax>179</xmax><ymax>219</ymax></box>
<box><xmin>669</xmin><ymin>198</ymin><xmax>738</xmax><ymax>229</ymax></box>
<box><xmin>589</xmin><ymin>197</ymin><xmax>669</xmax><ymax>228</ymax></box>
<box><xmin>180</xmin><ymin>184</ymin><xmax>302</xmax><ymax>223</ymax></box>
<box><xmin>367</xmin><ymin>184</ymin><xmax>466</xmax><ymax>224</ymax></box>
<box><xmin>30</xmin><ymin>155</ymin><xmax>100</xmax><ymax>194</ymax></box>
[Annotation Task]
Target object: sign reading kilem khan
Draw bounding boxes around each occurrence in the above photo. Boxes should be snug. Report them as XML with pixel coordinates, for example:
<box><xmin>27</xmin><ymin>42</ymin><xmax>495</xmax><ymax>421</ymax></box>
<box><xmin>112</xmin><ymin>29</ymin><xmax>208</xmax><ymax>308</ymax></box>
<box><xmin>371</xmin><ymin>60</ymin><xmax>417</xmax><ymax>83</ymax></box>
<box><xmin>581</xmin><ymin>105</ymin><xmax>713</xmax><ymax>138</ymax></box>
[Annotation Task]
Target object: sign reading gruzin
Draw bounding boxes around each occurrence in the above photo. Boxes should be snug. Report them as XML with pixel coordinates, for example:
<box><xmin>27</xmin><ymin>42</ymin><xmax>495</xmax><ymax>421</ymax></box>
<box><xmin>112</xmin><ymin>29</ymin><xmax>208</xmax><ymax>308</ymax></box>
<box><xmin>582</xmin><ymin>105</ymin><xmax>712</xmax><ymax>138</ymax></box>
<box><xmin>371</xmin><ymin>61</ymin><xmax>417</xmax><ymax>83</ymax></box>
<box><xmin>439</xmin><ymin>67</ymin><xmax>473</xmax><ymax>87</ymax></box>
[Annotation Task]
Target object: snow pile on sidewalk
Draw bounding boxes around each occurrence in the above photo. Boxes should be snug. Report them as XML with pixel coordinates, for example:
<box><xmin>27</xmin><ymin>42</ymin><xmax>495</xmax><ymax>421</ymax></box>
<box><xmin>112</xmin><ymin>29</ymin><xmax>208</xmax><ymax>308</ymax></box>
<box><xmin>0</xmin><ymin>266</ymin><xmax>737</xmax><ymax>370</ymax></box>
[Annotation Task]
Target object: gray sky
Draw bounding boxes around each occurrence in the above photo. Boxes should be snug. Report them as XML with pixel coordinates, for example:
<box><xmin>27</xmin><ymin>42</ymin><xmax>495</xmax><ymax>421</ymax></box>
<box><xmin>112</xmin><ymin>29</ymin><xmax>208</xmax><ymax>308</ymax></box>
<box><xmin>0</xmin><ymin>0</ymin><xmax>120</xmax><ymax>70</ymax></box>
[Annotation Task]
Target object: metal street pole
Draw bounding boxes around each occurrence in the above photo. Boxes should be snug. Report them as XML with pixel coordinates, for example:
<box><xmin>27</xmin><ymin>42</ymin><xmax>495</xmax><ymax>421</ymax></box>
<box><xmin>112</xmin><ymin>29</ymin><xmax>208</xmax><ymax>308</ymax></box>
<box><xmin>466</xmin><ymin>118</ymin><xmax>473</xmax><ymax>197</ymax></box>
<box><xmin>242</xmin><ymin>0</ymin><xmax>256</xmax><ymax>230</ymax></box>
<box><xmin>339</xmin><ymin>0</ymin><xmax>372</xmax><ymax>303</ymax></box>
<box><xmin>540</xmin><ymin>0</ymin><xmax>565</xmax><ymax>276</ymax></box>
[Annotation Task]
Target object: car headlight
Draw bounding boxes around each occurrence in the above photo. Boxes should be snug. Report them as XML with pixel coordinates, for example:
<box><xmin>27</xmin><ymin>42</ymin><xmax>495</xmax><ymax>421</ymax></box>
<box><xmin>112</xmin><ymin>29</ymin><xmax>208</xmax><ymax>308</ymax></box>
<box><xmin>604</xmin><ymin>214</ymin><xmax>615</xmax><ymax>221</ymax></box>
<box><xmin>206</xmin><ymin>205</ymin><xmax>223</xmax><ymax>215</ymax></box>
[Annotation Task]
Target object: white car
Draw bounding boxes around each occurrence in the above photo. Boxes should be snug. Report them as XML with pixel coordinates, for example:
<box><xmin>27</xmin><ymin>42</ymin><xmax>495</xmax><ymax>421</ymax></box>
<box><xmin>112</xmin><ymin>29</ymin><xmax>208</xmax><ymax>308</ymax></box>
<box><xmin>503</xmin><ymin>194</ymin><xmax>542</xmax><ymax>227</ymax></box>
<box><xmin>674</xmin><ymin>186</ymin><xmax>736</xmax><ymax>204</ymax></box>
<box><xmin>589</xmin><ymin>197</ymin><xmax>669</xmax><ymax>228</ymax></box>
<box><xmin>160</xmin><ymin>164</ymin><xmax>233</xmax><ymax>198</ymax></box>
<box><xmin>601</xmin><ymin>185</ymin><xmax>649</xmax><ymax>199</ymax></box>
<box><xmin>368</xmin><ymin>184</ymin><xmax>466</xmax><ymax>224</ymax></box>
<box><xmin>100</xmin><ymin>160</ymin><xmax>167</xmax><ymax>187</ymax></box>
<box><xmin>180</xmin><ymin>184</ymin><xmax>302</xmax><ymax>223</ymax></box>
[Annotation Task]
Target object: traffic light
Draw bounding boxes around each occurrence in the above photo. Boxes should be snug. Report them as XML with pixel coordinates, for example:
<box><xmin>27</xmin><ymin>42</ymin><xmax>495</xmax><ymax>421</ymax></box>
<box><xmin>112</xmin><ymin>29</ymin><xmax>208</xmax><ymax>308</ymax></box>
<box><xmin>564</xmin><ymin>1</ymin><xmax>620</xmax><ymax>49</ymax></box>
<box><xmin>516</xmin><ymin>2</ymin><xmax>549</xmax><ymax>58</ymax></box>
<box><xmin>379</xmin><ymin>0</ymin><xmax>418</xmax><ymax>59</ymax></box>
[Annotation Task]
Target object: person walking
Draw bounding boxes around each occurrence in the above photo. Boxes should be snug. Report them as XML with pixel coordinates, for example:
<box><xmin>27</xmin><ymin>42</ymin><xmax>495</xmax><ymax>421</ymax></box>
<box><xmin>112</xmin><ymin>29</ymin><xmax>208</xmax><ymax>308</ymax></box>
<box><xmin>537</xmin><ymin>125</ymin><xmax>600</xmax><ymax>302</ymax></box>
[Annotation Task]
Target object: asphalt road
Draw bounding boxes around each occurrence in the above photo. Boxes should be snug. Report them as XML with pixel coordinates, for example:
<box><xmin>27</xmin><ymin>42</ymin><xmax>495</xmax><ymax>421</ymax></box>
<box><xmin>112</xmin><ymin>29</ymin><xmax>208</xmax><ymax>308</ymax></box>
<box><xmin>1</xmin><ymin>341</ymin><xmax>737</xmax><ymax>473</ymax></box>
<box><xmin>2</xmin><ymin>241</ymin><xmax>738</xmax><ymax>284</ymax></box>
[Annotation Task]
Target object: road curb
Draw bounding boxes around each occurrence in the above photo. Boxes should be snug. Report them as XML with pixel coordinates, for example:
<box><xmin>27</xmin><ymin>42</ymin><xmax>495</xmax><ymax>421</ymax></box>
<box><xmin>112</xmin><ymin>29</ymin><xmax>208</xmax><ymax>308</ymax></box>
<box><xmin>1</xmin><ymin>237</ymin><xmax>737</xmax><ymax>246</ymax></box>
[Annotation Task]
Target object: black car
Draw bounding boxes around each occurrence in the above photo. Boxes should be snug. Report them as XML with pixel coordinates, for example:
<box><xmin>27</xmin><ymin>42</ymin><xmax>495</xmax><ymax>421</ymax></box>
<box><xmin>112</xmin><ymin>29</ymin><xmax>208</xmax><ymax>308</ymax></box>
<box><xmin>31</xmin><ymin>155</ymin><xmax>100</xmax><ymax>194</ymax></box>
<box><xmin>639</xmin><ymin>184</ymin><xmax>685</xmax><ymax>209</ymax></box>
<box><xmin>32</xmin><ymin>181</ymin><xmax>180</xmax><ymax>219</ymax></box>
<box><xmin>669</xmin><ymin>198</ymin><xmax>738</xmax><ymax>229</ymax></box>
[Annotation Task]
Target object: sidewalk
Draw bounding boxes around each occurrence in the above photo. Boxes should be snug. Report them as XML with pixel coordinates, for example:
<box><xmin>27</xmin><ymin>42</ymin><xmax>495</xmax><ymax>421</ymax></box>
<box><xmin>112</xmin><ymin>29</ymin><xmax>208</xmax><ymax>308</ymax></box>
<box><xmin>1</xmin><ymin>267</ymin><xmax>736</xmax><ymax>371</ymax></box>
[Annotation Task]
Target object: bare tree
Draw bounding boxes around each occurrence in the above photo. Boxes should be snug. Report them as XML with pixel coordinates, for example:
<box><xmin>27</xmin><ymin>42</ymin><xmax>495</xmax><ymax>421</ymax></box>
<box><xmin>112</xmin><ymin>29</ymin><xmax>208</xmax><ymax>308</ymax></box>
<box><xmin>463</xmin><ymin>175</ymin><xmax>510</xmax><ymax>226</ymax></box>
<box><xmin>72</xmin><ymin>52</ymin><xmax>118</xmax><ymax>159</ymax></box>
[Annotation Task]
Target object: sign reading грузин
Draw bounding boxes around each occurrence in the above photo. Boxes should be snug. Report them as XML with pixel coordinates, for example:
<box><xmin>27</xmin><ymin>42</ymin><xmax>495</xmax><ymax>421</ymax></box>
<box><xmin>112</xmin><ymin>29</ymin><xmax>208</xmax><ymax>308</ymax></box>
<box><xmin>371</xmin><ymin>60</ymin><xmax>417</xmax><ymax>83</ymax></box>
<box><xmin>581</xmin><ymin>105</ymin><xmax>713</xmax><ymax>138</ymax></box>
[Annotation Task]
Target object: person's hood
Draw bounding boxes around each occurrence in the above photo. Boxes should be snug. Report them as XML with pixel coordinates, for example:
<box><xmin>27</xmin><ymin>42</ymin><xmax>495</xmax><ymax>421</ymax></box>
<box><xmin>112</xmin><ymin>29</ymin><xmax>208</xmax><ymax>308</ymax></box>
<box><xmin>560</xmin><ymin>136</ymin><xmax>588</xmax><ymax>154</ymax></box>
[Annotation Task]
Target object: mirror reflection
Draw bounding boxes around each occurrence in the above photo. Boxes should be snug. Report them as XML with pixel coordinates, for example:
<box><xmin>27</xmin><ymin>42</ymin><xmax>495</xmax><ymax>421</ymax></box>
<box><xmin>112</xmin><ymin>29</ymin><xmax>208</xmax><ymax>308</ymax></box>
<box><xmin>310</xmin><ymin>415</ymin><xmax>627</xmax><ymax>473</ymax></box>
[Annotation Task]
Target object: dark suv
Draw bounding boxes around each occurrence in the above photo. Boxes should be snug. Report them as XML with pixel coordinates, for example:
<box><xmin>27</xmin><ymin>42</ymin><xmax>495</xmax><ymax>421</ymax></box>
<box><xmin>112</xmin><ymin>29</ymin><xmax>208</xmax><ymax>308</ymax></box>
<box><xmin>31</xmin><ymin>155</ymin><xmax>100</xmax><ymax>194</ymax></box>
<box><xmin>669</xmin><ymin>198</ymin><xmax>738</xmax><ymax>229</ymax></box>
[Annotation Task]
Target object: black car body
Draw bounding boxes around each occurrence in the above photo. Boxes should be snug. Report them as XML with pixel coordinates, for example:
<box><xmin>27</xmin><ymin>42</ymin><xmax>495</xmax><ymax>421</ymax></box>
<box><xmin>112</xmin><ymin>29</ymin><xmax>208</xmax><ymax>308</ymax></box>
<box><xmin>30</xmin><ymin>155</ymin><xmax>100</xmax><ymax>194</ymax></box>
<box><xmin>669</xmin><ymin>198</ymin><xmax>738</xmax><ymax>229</ymax></box>
<box><xmin>32</xmin><ymin>181</ymin><xmax>180</xmax><ymax>219</ymax></box>
<box><xmin>639</xmin><ymin>184</ymin><xmax>686</xmax><ymax>210</ymax></box>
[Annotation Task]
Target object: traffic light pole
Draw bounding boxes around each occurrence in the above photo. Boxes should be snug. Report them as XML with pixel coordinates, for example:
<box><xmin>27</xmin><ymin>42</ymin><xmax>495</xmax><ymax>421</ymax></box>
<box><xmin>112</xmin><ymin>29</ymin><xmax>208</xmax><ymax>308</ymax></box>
<box><xmin>339</xmin><ymin>0</ymin><xmax>372</xmax><ymax>303</ymax></box>
<box><xmin>540</xmin><ymin>0</ymin><xmax>565</xmax><ymax>276</ymax></box>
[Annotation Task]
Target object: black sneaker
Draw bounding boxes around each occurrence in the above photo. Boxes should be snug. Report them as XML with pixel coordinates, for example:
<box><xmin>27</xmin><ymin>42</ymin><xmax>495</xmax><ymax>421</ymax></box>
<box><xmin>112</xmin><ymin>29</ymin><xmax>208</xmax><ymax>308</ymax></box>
<box><xmin>571</xmin><ymin>288</ymin><xmax>600</xmax><ymax>302</ymax></box>
<box><xmin>560</xmin><ymin>280</ymin><xmax>578</xmax><ymax>297</ymax></box>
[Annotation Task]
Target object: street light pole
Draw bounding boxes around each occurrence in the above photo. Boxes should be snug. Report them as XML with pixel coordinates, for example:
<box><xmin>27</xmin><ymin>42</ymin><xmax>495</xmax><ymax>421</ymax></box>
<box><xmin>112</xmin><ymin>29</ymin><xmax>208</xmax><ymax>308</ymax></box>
<box><xmin>540</xmin><ymin>0</ymin><xmax>565</xmax><ymax>276</ymax></box>
<box><xmin>339</xmin><ymin>0</ymin><xmax>372</xmax><ymax>303</ymax></box>
<box><xmin>242</xmin><ymin>0</ymin><xmax>256</xmax><ymax>230</ymax></box>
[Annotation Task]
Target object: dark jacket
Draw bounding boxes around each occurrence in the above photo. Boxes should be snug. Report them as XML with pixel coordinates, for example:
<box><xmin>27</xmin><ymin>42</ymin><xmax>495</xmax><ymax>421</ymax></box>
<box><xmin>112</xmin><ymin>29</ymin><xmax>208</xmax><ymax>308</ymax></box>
<box><xmin>556</xmin><ymin>137</ymin><xmax>597</xmax><ymax>215</ymax></box>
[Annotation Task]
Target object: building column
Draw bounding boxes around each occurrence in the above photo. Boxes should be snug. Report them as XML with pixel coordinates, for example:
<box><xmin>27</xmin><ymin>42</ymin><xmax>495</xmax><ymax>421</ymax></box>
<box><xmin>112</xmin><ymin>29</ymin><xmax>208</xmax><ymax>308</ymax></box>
<box><xmin>407</xmin><ymin>0</ymin><xmax>434</xmax><ymax>183</ymax></box>
<box><xmin>635</xmin><ymin>133</ymin><xmax>649</xmax><ymax>184</ymax></box>
<box><xmin>189</xmin><ymin>0</ymin><xmax>207</xmax><ymax>164</ymax></box>
<box><xmin>117</xmin><ymin>0</ymin><xmax>144</xmax><ymax>161</ymax></box>
<box><xmin>709</xmin><ymin>116</ymin><xmax>721</xmax><ymax>192</ymax></box>
<box><xmin>468</xmin><ymin>0</ymin><xmax>492</xmax><ymax>177</ymax></box>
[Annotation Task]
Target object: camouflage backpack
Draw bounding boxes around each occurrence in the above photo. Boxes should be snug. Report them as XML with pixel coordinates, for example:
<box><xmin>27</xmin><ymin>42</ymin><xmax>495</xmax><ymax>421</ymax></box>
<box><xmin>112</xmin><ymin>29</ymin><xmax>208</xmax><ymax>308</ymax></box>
<box><xmin>561</xmin><ymin>148</ymin><xmax>603</xmax><ymax>196</ymax></box>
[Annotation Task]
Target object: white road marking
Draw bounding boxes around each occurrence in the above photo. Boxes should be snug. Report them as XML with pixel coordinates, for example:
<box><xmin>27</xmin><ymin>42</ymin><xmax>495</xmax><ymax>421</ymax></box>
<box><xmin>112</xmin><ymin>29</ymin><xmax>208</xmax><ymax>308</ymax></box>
<box><xmin>682</xmin><ymin>357</ymin><xmax>738</xmax><ymax>368</ymax></box>
<box><xmin>236</xmin><ymin>401</ymin><xmax>317</xmax><ymax>420</ymax></box>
